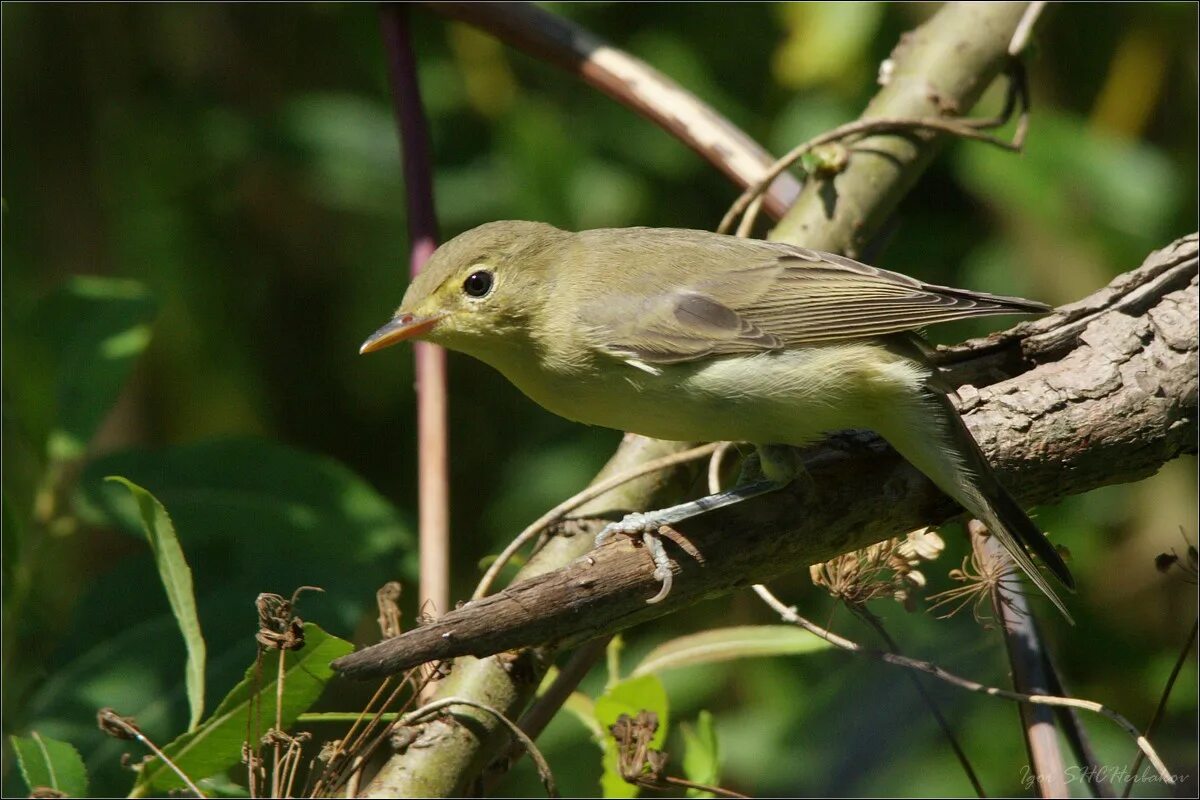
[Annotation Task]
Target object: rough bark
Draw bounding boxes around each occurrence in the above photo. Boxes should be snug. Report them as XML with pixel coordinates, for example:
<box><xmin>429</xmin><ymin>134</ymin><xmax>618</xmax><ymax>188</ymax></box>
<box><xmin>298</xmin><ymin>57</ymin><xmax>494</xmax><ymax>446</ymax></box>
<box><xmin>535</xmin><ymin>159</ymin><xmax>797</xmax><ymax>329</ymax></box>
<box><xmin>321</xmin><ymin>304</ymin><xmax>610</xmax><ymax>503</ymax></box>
<box><xmin>768</xmin><ymin>2</ymin><xmax>1033</xmax><ymax>255</ymax></box>
<box><xmin>336</xmin><ymin>234</ymin><xmax>1198</xmax><ymax>680</ymax></box>
<box><xmin>346</xmin><ymin>4</ymin><xmax>1144</xmax><ymax>796</ymax></box>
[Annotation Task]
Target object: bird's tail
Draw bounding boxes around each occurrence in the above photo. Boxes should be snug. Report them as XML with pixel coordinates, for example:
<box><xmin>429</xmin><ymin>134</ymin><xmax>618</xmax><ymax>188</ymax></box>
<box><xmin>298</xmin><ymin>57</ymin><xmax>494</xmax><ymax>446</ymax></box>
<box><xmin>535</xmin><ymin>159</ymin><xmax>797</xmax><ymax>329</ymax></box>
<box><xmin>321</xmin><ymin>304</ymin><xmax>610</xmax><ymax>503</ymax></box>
<box><xmin>877</xmin><ymin>384</ymin><xmax>1075</xmax><ymax>622</ymax></box>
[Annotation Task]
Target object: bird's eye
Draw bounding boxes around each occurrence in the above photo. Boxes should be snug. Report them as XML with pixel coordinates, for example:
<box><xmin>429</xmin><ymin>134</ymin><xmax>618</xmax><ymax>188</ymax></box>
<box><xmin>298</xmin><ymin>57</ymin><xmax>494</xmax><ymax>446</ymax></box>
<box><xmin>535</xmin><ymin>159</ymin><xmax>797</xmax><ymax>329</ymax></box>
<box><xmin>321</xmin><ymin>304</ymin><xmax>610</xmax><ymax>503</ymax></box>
<box><xmin>462</xmin><ymin>269</ymin><xmax>494</xmax><ymax>298</ymax></box>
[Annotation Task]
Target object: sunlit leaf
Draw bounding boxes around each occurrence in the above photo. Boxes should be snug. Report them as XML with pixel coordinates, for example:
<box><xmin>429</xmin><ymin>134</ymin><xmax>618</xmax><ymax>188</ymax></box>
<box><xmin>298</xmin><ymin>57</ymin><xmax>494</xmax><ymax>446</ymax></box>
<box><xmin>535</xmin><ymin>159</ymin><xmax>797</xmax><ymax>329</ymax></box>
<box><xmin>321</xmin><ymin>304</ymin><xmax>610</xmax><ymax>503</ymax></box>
<box><xmin>594</xmin><ymin>674</ymin><xmax>669</xmax><ymax>799</ymax></box>
<box><xmin>74</xmin><ymin>438</ymin><xmax>415</xmax><ymax>574</ymax></box>
<box><xmin>106</xmin><ymin>477</ymin><xmax>207</xmax><ymax>731</ymax></box>
<box><xmin>131</xmin><ymin>623</ymin><xmax>351</xmax><ymax>795</ymax></box>
<box><xmin>632</xmin><ymin>625</ymin><xmax>832</xmax><ymax>677</ymax></box>
<box><xmin>34</xmin><ymin>277</ymin><xmax>156</xmax><ymax>462</ymax></box>
<box><xmin>9</xmin><ymin>732</ymin><xmax>88</xmax><ymax>797</ymax></box>
<box><xmin>681</xmin><ymin>710</ymin><xmax>719</xmax><ymax>798</ymax></box>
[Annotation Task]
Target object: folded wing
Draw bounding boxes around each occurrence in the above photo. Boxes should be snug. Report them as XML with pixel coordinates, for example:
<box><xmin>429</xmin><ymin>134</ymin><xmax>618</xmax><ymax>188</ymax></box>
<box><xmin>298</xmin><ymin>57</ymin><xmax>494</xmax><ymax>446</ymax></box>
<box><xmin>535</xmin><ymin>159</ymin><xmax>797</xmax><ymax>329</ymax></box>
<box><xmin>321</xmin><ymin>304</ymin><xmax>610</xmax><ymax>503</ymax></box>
<box><xmin>585</xmin><ymin>242</ymin><xmax>1049</xmax><ymax>365</ymax></box>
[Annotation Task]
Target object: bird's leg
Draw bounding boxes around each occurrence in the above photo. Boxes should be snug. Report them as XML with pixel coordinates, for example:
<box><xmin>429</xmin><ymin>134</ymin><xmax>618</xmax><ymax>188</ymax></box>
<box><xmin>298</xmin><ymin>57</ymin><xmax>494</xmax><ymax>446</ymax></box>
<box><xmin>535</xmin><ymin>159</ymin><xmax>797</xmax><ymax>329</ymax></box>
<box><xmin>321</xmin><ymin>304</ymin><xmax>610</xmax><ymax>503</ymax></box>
<box><xmin>595</xmin><ymin>445</ymin><xmax>799</xmax><ymax>603</ymax></box>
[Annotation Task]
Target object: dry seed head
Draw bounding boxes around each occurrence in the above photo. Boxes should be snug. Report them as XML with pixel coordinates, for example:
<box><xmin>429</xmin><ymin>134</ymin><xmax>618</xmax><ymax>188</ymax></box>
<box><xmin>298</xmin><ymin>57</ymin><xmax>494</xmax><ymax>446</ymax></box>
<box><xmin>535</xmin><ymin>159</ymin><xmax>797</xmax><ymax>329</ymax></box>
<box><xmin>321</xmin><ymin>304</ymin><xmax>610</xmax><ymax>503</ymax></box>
<box><xmin>810</xmin><ymin>528</ymin><xmax>945</xmax><ymax>609</ymax></box>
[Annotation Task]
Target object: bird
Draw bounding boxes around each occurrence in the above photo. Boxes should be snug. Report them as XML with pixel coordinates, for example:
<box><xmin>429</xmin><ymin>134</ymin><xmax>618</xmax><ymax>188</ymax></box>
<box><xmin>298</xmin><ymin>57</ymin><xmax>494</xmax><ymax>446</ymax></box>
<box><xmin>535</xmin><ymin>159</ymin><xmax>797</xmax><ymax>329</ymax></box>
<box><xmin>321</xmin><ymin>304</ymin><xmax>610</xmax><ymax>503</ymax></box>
<box><xmin>360</xmin><ymin>220</ymin><xmax>1074</xmax><ymax>618</ymax></box>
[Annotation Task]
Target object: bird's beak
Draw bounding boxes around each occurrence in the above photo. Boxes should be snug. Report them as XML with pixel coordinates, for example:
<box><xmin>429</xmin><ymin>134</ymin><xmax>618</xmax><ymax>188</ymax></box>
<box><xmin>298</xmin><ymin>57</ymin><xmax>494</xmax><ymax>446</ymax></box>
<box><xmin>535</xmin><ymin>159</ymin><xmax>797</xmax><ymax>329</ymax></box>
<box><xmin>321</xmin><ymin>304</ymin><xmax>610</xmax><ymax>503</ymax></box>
<box><xmin>359</xmin><ymin>312</ymin><xmax>445</xmax><ymax>354</ymax></box>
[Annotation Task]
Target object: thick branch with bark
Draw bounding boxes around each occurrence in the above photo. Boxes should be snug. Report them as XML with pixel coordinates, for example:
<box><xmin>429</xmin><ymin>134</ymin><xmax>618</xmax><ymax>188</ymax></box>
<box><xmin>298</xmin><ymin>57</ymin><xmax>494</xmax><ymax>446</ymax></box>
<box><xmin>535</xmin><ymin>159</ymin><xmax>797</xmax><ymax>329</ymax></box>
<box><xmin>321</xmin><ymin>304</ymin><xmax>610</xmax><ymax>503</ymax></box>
<box><xmin>343</xmin><ymin>4</ymin><xmax>1180</xmax><ymax>795</ymax></box>
<box><xmin>336</xmin><ymin>234</ymin><xmax>1198</xmax><ymax>678</ymax></box>
<box><xmin>770</xmin><ymin>2</ymin><xmax>1034</xmax><ymax>254</ymax></box>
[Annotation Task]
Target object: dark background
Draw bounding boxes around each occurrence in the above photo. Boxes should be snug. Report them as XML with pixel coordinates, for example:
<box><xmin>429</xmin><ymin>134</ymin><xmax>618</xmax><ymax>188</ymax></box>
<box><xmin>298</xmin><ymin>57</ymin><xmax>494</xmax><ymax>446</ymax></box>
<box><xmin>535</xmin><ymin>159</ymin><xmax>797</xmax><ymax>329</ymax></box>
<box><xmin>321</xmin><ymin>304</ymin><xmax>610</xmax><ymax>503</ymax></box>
<box><xmin>3</xmin><ymin>3</ymin><xmax>1197</xmax><ymax>796</ymax></box>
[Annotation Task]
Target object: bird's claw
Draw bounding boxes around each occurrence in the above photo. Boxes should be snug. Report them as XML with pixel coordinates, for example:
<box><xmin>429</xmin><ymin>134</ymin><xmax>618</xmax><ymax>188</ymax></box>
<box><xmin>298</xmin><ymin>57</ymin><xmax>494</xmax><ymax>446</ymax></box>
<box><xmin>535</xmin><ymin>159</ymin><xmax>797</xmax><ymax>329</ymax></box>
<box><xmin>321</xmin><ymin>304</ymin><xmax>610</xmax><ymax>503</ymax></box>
<box><xmin>595</xmin><ymin>512</ymin><xmax>658</xmax><ymax>546</ymax></box>
<box><xmin>595</xmin><ymin>513</ymin><xmax>683</xmax><ymax>604</ymax></box>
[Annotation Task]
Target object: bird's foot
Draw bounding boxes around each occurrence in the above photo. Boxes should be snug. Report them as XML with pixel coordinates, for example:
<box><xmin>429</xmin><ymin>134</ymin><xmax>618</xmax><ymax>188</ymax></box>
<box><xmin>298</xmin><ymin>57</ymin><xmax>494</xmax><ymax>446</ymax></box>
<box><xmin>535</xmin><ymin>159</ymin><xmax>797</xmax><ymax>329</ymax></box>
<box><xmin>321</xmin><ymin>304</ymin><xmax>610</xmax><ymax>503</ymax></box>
<box><xmin>594</xmin><ymin>477</ymin><xmax>786</xmax><ymax>604</ymax></box>
<box><xmin>596</xmin><ymin>515</ymin><xmax>709</xmax><ymax>604</ymax></box>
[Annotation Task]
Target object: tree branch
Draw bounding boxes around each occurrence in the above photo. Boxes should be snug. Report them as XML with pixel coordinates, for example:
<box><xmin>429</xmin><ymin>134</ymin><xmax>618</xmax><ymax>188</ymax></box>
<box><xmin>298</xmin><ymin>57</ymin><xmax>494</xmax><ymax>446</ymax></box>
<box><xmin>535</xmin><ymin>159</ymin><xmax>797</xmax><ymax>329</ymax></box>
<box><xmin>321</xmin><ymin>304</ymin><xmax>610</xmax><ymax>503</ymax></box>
<box><xmin>345</xmin><ymin>4</ymin><xmax>1152</xmax><ymax>795</ymax></box>
<box><xmin>769</xmin><ymin>2</ymin><xmax>1034</xmax><ymax>254</ymax></box>
<box><xmin>335</xmin><ymin>234</ymin><xmax>1198</xmax><ymax>679</ymax></box>
<box><xmin>424</xmin><ymin>1</ymin><xmax>802</xmax><ymax>219</ymax></box>
<box><xmin>971</xmin><ymin>522</ymin><xmax>1068</xmax><ymax>798</ymax></box>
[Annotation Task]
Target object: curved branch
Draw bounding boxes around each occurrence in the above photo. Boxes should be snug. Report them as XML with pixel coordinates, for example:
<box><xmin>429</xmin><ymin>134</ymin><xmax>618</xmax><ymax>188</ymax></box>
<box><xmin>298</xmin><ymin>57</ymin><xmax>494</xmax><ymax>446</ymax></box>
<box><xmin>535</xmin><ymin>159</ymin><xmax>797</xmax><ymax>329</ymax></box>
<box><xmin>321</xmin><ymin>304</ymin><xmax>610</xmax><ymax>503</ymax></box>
<box><xmin>769</xmin><ymin>2</ymin><xmax>1034</xmax><ymax>254</ymax></box>
<box><xmin>423</xmin><ymin>1</ymin><xmax>801</xmax><ymax>218</ymax></box>
<box><xmin>349</xmin><ymin>4</ymin><xmax>1118</xmax><ymax>795</ymax></box>
<box><xmin>336</xmin><ymin>234</ymin><xmax>1198</xmax><ymax>678</ymax></box>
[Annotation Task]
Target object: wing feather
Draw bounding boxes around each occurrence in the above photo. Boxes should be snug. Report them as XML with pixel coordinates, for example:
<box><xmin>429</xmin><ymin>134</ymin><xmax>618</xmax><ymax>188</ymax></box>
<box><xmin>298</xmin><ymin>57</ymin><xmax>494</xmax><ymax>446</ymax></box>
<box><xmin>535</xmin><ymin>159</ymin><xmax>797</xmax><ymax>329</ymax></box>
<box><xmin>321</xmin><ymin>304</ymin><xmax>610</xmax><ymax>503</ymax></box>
<box><xmin>580</xmin><ymin>234</ymin><xmax>1048</xmax><ymax>366</ymax></box>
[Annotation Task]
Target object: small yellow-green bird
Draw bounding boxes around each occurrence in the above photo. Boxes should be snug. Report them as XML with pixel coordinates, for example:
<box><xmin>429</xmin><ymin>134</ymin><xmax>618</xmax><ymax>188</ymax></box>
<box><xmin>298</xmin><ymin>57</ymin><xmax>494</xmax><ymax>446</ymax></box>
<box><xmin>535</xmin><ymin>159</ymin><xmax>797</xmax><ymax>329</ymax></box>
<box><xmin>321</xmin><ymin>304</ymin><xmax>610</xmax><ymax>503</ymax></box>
<box><xmin>362</xmin><ymin>221</ymin><xmax>1074</xmax><ymax>617</ymax></box>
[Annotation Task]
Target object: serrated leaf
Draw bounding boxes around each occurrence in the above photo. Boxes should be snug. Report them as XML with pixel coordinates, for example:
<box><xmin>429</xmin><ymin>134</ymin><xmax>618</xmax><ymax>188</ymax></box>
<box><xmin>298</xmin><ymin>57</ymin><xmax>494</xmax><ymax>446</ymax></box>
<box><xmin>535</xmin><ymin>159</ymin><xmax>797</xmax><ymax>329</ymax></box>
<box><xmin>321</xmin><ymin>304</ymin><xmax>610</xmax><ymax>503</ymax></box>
<box><xmin>130</xmin><ymin>623</ymin><xmax>352</xmax><ymax>795</ymax></box>
<box><xmin>594</xmin><ymin>674</ymin><xmax>669</xmax><ymax>799</ymax></box>
<box><xmin>632</xmin><ymin>625</ymin><xmax>832</xmax><ymax>677</ymax></box>
<box><xmin>106</xmin><ymin>477</ymin><xmax>206</xmax><ymax>731</ymax></box>
<box><xmin>9</xmin><ymin>732</ymin><xmax>89</xmax><ymax>797</ymax></box>
<box><xmin>681</xmin><ymin>710</ymin><xmax>719</xmax><ymax>798</ymax></box>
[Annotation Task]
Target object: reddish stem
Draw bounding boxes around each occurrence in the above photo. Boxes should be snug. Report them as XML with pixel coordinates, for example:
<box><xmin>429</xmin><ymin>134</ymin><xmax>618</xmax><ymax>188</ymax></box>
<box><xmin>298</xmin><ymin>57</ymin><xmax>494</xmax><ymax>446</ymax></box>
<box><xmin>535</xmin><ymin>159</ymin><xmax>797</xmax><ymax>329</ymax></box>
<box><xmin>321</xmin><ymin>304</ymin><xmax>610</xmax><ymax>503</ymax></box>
<box><xmin>379</xmin><ymin>3</ymin><xmax>450</xmax><ymax>618</ymax></box>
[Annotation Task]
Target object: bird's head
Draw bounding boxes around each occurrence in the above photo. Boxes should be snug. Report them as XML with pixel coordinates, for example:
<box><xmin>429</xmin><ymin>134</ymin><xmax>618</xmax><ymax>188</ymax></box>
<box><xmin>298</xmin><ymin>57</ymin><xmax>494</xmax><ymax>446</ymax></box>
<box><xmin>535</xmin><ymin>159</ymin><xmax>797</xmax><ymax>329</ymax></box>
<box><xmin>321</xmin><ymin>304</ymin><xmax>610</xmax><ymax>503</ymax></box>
<box><xmin>360</xmin><ymin>220</ymin><xmax>568</xmax><ymax>360</ymax></box>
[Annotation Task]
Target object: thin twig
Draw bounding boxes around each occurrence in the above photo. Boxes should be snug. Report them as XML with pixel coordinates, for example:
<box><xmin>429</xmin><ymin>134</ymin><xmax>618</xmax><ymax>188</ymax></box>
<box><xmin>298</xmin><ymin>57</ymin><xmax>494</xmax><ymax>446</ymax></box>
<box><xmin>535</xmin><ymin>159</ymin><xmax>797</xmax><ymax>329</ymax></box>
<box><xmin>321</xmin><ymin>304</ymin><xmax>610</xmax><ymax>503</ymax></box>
<box><xmin>1042</xmin><ymin>646</ymin><xmax>1116</xmax><ymax>798</ymax></box>
<box><xmin>403</xmin><ymin>697</ymin><xmax>559</xmax><ymax>797</ymax></box>
<box><xmin>752</xmin><ymin>585</ymin><xmax>1177</xmax><ymax>786</ymax></box>
<box><xmin>1008</xmin><ymin>2</ymin><xmax>1046</xmax><ymax>56</ymax></box>
<box><xmin>659</xmin><ymin>775</ymin><xmax>749</xmax><ymax>799</ymax></box>
<box><xmin>855</xmin><ymin>608</ymin><xmax>987</xmax><ymax>797</ymax></box>
<box><xmin>518</xmin><ymin>636</ymin><xmax>612</xmax><ymax>743</ymax></box>
<box><xmin>706</xmin><ymin>442</ymin><xmax>735</xmax><ymax>494</ymax></box>
<box><xmin>971</xmin><ymin>522</ymin><xmax>1068</xmax><ymax>798</ymax></box>
<box><xmin>272</xmin><ymin>647</ymin><xmax>286</xmax><ymax>798</ymax></box>
<box><xmin>424</xmin><ymin>1</ymin><xmax>801</xmax><ymax>219</ymax></box>
<box><xmin>717</xmin><ymin>63</ymin><xmax>1029</xmax><ymax>239</ymax></box>
<box><xmin>718</xmin><ymin>110</ymin><xmax>1026</xmax><ymax>238</ymax></box>
<box><xmin>308</xmin><ymin>673</ymin><xmax>412</xmax><ymax>797</ymax></box>
<box><xmin>98</xmin><ymin>709</ymin><xmax>206</xmax><ymax>799</ymax></box>
<box><xmin>278</xmin><ymin>734</ymin><xmax>306</xmax><ymax>799</ymax></box>
<box><xmin>482</xmin><ymin>636</ymin><xmax>612</xmax><ymax>794</ymax></box>
<box><xmin>315</xmin><ymin>680</ymin><xmax>408</xmax><ymax>796</ymax></box>
<box><xmin>1121</xmin><ymin>617</ymin><xmax>1198</xmax><ymax>798</ymax></box>
<box><xmin>319</xmin><ymin>667</ymin><xmax>444</xmax><ymax>797</ymax></box>
<box><xmin>379</xmin><ymin>3</ymin><xmax>450</xmax><ymax>619</ymax></box>
<box><xmin>474</xmin><ymin>442</ymin><xmax>721</xmax><ymax>598</ymax></box>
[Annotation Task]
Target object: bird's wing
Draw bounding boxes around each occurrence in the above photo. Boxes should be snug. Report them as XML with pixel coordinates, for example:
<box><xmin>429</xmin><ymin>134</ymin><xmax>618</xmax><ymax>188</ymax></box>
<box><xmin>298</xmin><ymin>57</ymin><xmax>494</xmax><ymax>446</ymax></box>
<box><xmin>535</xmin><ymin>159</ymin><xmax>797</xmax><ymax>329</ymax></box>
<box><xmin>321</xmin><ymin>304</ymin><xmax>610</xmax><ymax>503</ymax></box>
<box><xmin>585</xmin><ymin>244</ymin><xmax>1049</xmax><ymax>365</ymax></box>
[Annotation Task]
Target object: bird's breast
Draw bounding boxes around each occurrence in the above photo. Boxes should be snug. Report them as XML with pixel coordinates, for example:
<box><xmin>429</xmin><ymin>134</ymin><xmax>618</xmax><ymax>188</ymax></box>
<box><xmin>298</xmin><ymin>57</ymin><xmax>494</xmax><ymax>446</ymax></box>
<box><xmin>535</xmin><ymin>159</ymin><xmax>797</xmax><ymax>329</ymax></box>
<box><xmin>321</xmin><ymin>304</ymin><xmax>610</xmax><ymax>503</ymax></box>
<box><xmin>492</xmin><ymin>342</ymin><xmax>928</xmax><ymax>446</ymax></box>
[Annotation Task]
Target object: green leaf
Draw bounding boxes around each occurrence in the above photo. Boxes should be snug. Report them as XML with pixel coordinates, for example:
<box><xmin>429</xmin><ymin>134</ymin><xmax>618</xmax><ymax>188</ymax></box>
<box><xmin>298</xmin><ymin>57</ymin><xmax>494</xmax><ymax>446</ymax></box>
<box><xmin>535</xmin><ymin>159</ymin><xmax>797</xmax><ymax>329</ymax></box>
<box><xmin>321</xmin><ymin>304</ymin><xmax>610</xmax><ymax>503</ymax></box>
<box><xmin>131</xmin><ymin>623</ymin><xmax>352</xmax><ymax>795</ymax></box>
<box><xmin>632</xmin><ymin>626</ymin><xmax>832</xmax><ymax>677</ymax></box>
<box><xmin>954</xmin><ymin>110</ymin><xmax>1183</xmax><ymax>265</ymax></box>
<box><xmin>21</xmin><ymin>594</ymin><xmax>257</xmax><ymax>798</ymax></box>
<box><xmin>74</xmin><ymin>439</ymin><xmax>414</xmax><ymax>576</ymax></box>
<box><xmin>36</xmin><ymin>277</ymin><xmax>156</xmax><ymax>462</ymax></box>
<box><xmin>562</xmin><ymin>691</ymin><xmax>604</xmax><ymax>742</ymax></box>
<box><xmin>9</xmin><ymin>732</ymin><xmax>89</xmax><ymax>797</ymax></box>
<box><xmin>29</xmin><ymin>440</ymin><xmax>410</xmax><ymax>795</ymax></box>
<box><xmin>681</xmin><ymin>710</ymin><xmax>719</xmax><ymax>798</ymax></box>
<box><xmin>605</xmin><ymin>634</ymin><xmax>624</xmax><ymax>691</ymax></box>
<box><xmin>594</xmin><ymin>674</ymin><xmax>669</xmax><ymax>799</ymax></box>
<box><xmin>772</xmin><ymin>3</ymin><xmax>884</xmax><ymax>88</ymax></box>
<box><xmin>105</xmin><ymin>477</ymin><xmax>207</xmax><ymax>731</ymax></box>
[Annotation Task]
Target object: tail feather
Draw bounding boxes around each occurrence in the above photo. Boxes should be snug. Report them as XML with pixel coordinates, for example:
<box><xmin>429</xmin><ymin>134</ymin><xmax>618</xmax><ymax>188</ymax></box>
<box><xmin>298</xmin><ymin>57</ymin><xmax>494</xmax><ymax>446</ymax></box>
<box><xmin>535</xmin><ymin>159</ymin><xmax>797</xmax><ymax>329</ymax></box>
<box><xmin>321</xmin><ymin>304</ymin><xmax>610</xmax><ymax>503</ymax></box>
<box><xmin>879</xmin><ymin>386</ymin><xmax>1075</xmax><ymax>622</ymax></box>
<box><xmin>979</xmin><ymin>468</ymin><xmax>1074</xmax><ymax>589</ymax></box>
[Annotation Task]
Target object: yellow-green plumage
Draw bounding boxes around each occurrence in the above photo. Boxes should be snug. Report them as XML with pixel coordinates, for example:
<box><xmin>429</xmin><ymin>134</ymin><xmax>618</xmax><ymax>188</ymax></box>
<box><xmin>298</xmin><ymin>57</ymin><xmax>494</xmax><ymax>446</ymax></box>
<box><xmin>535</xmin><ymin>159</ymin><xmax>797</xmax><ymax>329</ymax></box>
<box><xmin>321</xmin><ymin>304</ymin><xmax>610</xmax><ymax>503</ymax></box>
<box><xmin>365</xmin><ymin>220</ymin><xmax>1074</xmax><ymax>618</ymax></box>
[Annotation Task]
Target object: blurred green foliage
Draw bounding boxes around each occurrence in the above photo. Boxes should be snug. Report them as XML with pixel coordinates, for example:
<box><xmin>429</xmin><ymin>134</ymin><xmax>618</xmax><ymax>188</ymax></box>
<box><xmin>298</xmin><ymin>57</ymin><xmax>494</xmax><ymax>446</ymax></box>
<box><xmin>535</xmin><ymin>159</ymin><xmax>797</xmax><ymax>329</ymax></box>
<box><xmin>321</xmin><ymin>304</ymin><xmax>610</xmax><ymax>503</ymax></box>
<box><xmin>2</xmin><ymin>3</ymin><xmax>1196</xmax><ymax>797</ymax></box>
